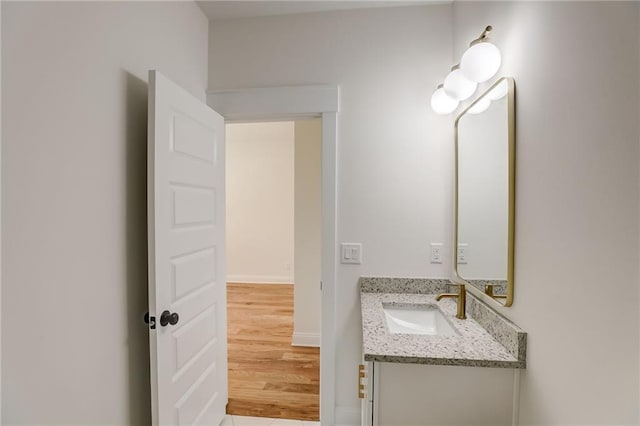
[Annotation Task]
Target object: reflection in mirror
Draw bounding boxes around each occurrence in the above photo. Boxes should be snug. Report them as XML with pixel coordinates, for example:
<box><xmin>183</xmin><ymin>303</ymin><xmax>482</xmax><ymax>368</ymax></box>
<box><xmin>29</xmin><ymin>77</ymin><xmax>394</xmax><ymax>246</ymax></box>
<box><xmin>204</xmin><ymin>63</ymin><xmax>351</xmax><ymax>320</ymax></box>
<box><xmin>455</xmin><ymin>77</ymin><xmax>515</xmax><ymax>306</ymax></box>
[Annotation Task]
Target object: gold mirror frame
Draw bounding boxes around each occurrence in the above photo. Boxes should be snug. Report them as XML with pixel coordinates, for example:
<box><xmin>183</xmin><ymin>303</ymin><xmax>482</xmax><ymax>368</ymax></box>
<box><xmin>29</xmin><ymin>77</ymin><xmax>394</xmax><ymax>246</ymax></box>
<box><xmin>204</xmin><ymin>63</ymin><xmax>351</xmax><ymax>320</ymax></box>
<box><xmin>453</xmin><ymin>77</ymin><xmax>515</xmax><ymax>307</ymax></box>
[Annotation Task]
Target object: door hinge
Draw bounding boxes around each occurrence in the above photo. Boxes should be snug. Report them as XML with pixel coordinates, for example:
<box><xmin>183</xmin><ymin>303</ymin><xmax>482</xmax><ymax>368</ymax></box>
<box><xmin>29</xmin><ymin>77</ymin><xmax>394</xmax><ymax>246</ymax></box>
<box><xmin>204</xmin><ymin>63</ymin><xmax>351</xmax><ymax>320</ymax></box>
<box><xmin>320</xmin><ymin>280</ymin><xmax>323</xmax><ymax>291</ymax></box>
<box><xmin>144</xmin><ymin>312</ymin><xmax>156</xmax><ymax>330</ymax></box>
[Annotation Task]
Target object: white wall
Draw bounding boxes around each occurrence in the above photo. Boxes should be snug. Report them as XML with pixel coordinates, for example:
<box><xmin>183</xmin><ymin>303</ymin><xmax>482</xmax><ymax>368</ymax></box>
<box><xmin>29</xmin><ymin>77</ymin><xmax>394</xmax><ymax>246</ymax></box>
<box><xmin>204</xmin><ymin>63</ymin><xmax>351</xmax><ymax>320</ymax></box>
<box><xmin>226</xmin><ymin>121</ymin><xmax>295</xmax><ymax>284</ymax></box>
<box><xmin>452</xmin><ymin>2</ymin><xmax>639</xmax><ymax>424</ymax></box>
<box><xmin>293</xmin><ymin>119</ymin><xmax>322</xmax><ymax>345</ymax></box>
<box><xmin>2</xmin><ymin>2</ymin><xmax>208</xmax><ymax>424</ymax></box>
<box><xmin>209</xmin><ymin>6</ymin><xmax>455</xmax><ymax>422</ymax></box>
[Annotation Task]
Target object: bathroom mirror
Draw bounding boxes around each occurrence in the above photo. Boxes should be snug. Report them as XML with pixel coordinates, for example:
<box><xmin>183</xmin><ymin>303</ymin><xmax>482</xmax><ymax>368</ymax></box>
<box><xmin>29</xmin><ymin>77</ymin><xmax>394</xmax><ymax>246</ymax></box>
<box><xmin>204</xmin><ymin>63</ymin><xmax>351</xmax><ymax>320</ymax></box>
<box><xmin>454</xmin><ymin>77</ymin><xmax>515</xmax><ymax>306</ymax></box>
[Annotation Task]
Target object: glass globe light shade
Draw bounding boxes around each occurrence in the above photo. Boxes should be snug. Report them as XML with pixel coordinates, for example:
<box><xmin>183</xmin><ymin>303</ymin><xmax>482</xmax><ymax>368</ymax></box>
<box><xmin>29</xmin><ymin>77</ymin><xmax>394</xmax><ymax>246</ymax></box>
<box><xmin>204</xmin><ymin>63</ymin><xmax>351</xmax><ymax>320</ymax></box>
<box><xmin>460</xmin><ymin>41</ymin><xmax>502</xmax><ymax>83</ymax></box>
<box><xmin>467</xmin><ymin>97</ymin><xmax>491</xmax><ymax>115</ymax></box>
<box><xmin>443</xmin><ymin>67</ymin><xmax>477</xmax><ymax>101</ymax></box>
<box><xmin>487</xmin><ymin>79</ymin><xmax>508</xmax><ymax>101</ymax></box>
<box><xmin>430</xmin><ymin>85</ymin><xmax>459</xmax><ymax>115</ymax></box>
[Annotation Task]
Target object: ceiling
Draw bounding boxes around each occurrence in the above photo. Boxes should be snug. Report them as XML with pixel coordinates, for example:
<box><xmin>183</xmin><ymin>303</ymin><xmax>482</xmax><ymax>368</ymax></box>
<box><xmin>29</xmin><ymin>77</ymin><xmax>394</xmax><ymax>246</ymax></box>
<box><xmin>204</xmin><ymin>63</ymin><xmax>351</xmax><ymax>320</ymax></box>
<box><xmin>197</xmin><ymin>1</ymin><xmax>447</xmax><ymax>21</ymax></box>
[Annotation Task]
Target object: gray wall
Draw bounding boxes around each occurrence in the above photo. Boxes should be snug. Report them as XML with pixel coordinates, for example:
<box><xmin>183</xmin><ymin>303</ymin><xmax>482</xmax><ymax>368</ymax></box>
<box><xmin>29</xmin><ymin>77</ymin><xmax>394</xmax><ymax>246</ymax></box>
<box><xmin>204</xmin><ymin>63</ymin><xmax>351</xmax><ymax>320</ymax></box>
<box><xmin>1</xmin><ymin>2</ymin><xmax>208</xmax><ymax>424</ymax></box>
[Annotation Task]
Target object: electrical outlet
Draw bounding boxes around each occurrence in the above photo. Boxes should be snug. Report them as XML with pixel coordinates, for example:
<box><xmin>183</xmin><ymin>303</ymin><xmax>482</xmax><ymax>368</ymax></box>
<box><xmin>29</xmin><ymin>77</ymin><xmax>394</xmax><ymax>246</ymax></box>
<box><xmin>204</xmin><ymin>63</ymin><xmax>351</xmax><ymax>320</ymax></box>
<box><xmin>430</xmin><ymin>243</ymin><xmax>443</xmax><ymax>264</ymax></box>
<box><xmin>457</xmin><ymin>244</ymin><xmax>468</xmax><ymax>264</ymax></box>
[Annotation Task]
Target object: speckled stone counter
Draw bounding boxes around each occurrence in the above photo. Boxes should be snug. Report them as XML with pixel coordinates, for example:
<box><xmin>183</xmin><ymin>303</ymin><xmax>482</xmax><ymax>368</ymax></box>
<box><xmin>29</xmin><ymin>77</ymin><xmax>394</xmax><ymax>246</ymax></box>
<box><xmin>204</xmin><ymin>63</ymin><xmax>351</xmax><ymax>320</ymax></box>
<box><xmin>360</xmin><ymin>277</ymin><xmax>526</xmax><ymax>368</ymax></box>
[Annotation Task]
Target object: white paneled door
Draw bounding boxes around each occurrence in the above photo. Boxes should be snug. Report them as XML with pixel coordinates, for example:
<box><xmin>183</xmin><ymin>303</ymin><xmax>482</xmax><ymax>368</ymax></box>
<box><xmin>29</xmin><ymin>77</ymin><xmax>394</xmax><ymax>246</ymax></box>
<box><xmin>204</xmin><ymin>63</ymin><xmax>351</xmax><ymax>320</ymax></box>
<box><xmin>147</xmin><ymin>70</ymin><xmax>227</xmax><ymax>426</ymax></box>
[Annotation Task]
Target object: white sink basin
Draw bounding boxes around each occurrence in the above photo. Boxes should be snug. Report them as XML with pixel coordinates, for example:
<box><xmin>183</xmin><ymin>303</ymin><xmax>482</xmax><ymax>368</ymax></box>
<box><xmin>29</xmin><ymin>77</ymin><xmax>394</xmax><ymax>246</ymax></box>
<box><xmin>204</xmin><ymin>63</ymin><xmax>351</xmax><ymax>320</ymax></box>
<box><xmin>383</xmin><ymin>304</ymin><xmax>457</xmax><ymax>336</ymax></box>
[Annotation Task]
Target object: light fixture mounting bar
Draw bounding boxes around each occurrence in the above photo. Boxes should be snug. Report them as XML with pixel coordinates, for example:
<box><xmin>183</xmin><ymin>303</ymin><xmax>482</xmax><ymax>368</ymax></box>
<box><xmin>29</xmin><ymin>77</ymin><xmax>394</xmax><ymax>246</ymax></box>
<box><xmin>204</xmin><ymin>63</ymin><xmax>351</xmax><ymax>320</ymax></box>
<box><xmin>471</xmin><ymin>25</ymin><xmax>493</xmax><ymax>46</ymax></box>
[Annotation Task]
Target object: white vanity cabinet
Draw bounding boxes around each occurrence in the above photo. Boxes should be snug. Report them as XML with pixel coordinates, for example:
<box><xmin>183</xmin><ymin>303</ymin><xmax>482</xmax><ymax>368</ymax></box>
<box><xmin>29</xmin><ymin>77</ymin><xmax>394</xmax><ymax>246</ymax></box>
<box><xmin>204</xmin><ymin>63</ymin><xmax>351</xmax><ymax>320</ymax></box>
<box><xmin>358</xmin><ymin>278</ymin><xmax>527</xmax><ymax>426</ymax></box>
<box><xmin>360</xmin><ymin>359</ymin><xmax>516</xmax><ymax>426</ymax></box>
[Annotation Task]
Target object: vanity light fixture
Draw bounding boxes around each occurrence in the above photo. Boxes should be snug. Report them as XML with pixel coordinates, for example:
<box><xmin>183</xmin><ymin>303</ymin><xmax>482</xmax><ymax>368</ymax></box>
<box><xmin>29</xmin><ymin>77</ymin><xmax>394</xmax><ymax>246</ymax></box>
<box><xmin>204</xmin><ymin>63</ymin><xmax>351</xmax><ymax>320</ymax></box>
<box><xmin>460</xmin><ymin>26</ymin><xmax>502</xmax><ymax>83</ymax></box>
<box><xmin>463</xmin><ymin>78</ymin><xmax>507</xmax><ymax>115</ymax></box>
<box><xmin>443</xmin><ymin>65</ymin><xmax>477</xmax><ymax>101</ymax></box>
<box><xmin>430</xmin><ymin>25</ymin><xmax>502</xmax><ymax>115</ymax></box>
<box><xmin>431</xmin><ymin>84</ymin><xmax>459</xmax><ymax>115</ymax></box>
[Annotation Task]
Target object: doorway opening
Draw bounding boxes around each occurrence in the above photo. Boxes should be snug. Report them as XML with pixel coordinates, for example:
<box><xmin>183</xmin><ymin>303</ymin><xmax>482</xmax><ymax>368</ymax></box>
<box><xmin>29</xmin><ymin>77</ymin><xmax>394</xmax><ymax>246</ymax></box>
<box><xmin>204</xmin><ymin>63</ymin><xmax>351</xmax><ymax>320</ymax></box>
<box><xmin>207</xmin><ymin>84</ymin><xmax>339</xmax><ymax>425</ymax></box>
<box><xmin>225</xmin><ymin>120</ymin><xmax>322</xmax><ymax>422</ymax></box>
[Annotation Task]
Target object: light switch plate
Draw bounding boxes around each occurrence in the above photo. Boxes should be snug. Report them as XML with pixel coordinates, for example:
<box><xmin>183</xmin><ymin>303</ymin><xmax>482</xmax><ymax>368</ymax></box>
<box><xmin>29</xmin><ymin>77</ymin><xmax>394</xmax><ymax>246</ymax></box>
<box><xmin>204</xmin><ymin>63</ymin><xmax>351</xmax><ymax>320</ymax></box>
<box><xmin>341</xmin><ymin>243</ymin><xmax>362</xmax><ymax>264</ymax></box>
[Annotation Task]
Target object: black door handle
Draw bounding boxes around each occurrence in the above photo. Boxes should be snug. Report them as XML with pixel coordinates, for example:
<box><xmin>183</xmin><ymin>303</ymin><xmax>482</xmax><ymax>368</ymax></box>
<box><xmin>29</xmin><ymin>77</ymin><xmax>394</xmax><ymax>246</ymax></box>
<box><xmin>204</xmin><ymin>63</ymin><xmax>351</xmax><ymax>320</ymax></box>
<box><xmin>160</xmin><ymin>310</ymin><xmax>179</xmax><ymax>327</ymax></box>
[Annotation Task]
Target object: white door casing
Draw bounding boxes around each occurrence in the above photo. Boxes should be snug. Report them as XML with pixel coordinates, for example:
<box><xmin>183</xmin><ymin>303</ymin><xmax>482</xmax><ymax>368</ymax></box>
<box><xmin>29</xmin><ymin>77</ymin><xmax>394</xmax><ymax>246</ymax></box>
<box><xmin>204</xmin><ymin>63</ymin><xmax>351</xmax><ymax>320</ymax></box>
<box><xmin>207</xmin><ymin>86</ymin><xmax>338</xmax><ymax>425</ymax></box>
<box><xmin>148</xmin><ymin>70</ymin><xmax>227</xmax><ymax>426</ymax></box>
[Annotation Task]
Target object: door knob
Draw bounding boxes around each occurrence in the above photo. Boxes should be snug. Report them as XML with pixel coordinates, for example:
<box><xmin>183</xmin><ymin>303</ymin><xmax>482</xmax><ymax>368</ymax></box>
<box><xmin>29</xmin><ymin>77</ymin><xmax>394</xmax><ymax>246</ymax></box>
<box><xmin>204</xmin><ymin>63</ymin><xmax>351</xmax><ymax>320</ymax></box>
<box><xmin>160</xmin><ymin>310</ymin><xmax>179</xmax><ymax>327</ymax></box>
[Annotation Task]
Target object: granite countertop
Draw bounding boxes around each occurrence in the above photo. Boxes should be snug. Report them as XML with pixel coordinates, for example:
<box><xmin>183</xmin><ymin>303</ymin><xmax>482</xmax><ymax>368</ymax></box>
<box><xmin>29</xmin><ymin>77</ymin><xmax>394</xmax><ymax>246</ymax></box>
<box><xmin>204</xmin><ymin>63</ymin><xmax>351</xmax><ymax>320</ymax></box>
<box><xmin>360</xmin><ymin>277</ymin><xmax>526</xmax><ymax>368</ymax></box>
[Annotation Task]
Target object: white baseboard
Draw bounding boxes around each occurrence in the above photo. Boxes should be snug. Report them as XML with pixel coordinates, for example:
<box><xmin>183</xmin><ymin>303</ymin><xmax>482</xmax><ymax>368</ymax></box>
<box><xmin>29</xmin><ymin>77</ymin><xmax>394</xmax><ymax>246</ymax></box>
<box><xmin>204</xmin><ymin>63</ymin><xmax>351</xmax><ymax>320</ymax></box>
<box><xmin>291</xmin><ymin>331</ymin><xmax>320</xmax><ymax>347</ymax></box>
<box><xmin>335</xmin><ymin>406</ymin><xmax>360</xmax><ymax>426</ymax></box>
<box><xmin>226</xmin><ymin>274</ymin><xmax>293</xmax><ymax>284</ymax></box>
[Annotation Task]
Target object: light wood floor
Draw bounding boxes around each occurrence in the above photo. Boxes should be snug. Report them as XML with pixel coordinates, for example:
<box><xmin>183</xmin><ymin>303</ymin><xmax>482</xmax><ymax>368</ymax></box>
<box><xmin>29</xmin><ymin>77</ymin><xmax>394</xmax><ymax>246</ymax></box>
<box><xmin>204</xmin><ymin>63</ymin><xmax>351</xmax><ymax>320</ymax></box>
<box><xmin>226</xmin><ymin>283</ymin><xmax>320</xmax><ymax>421</ymax></box>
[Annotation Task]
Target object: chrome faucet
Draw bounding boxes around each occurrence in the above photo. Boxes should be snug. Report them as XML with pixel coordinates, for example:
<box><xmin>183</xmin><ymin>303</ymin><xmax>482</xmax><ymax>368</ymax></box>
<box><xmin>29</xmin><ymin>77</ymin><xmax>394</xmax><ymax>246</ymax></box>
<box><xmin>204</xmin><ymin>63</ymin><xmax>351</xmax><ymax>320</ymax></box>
<box><xmin>435</xmin><ymin>284</ymin><xmax>466</xmax><ymax>320</ymax></box>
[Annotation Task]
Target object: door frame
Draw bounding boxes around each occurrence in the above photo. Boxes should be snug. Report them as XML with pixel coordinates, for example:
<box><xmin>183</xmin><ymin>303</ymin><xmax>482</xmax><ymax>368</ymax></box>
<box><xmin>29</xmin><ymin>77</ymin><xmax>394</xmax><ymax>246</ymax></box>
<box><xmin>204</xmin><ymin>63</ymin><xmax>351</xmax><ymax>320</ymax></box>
<box><xmin>207</xmin><ymin>85</ymin><xmax>339</xmax><ymax>426</ymax></box>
